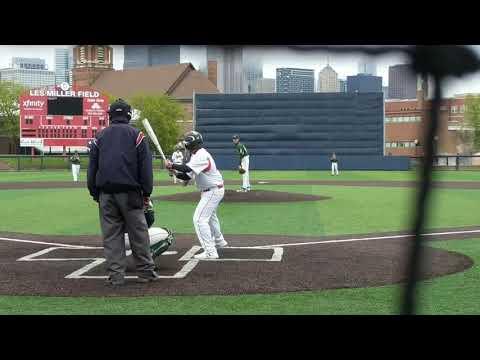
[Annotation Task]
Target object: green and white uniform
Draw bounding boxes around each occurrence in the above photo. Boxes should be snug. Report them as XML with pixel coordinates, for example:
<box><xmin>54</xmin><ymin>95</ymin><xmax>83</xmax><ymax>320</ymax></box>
<box><xmin>69</xmin><ymin>154</ymin><xmax>81</xmax><ymax>182</ymax></box>
<box><xmin>235</xmin><ymin>142</ymin><xmax>250</xmax><ymax>190</ymax></box>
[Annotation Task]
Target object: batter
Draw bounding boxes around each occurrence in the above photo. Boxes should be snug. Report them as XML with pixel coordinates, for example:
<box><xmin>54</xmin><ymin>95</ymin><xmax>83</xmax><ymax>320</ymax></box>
<box><xmin>166</xmin><ymin>131</ymin><xmax>227</xmax><ymax>259</ymax></box>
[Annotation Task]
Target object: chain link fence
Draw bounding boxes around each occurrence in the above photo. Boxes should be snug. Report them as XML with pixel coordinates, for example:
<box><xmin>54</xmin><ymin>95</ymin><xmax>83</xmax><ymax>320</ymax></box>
<box><xmin>0</xmin><ymin>155</ymin><xmax>168</xmax><ymax>171</ymax></box>
<box><xmin>2</xmin><ymin>154</ymin><xmax>480</xmax><ymax>171</ymax></box>
<box><xmin>410</xmin><ymin>155</ymin><xmax>480</xmax><ymax>170</ymax></box>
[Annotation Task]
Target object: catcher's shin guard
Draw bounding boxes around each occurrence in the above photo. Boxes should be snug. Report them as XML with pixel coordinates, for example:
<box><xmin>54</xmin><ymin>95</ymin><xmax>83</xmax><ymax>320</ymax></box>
<box><xmin>149</xmin><ymin>227</ymin><xmax>175</xmax><ymax>258</ymax></box>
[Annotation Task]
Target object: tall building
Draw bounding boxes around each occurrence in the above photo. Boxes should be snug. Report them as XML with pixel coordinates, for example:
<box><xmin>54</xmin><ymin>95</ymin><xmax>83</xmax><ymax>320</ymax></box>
<box><xmin>254</xmin><ymin>78</ymin><xmax>275</xmax><ymax>93</ymax></box>
<box><xmin>0</xmin><ymin>57</ymin><xmax>55</xmax><ymax>88</ymax></box>
<box><xmin>208</xmin><ymin>46</ymin><xmax>263</xmax><ymax>94</ymax></box>
<box><xmin>317</xmin><ymin>65</ymin><xmax>340</xmax><ymax>92</ymax></box>
<box><xmin>383</xmin><ymin>86</ymin><xmax>389</xmax><ymax>99</ymax></box>
<box><xmin>276</xmin><ymin>68</ymin><xmax>314</xmax><ymax>93</ymax></box>
<box><xmin>243</xmin><ymin>48</ymin><xmax>263</xmax><ymax>93</ymax></box>
<box><xmin>11</xmin><ymin>57</ymin><xmax>48</xmax><ymax>70</ymax></box>
<box><xmin>207</xmin><ymin>46</ymin><xmax>226</xmax><ymax>92</ymax></box>
<box><xmin>388</xmin><ymin>64</ymin><xmax>417</xmax><ymax>99</ymax></box>
<box><xmin>72</xmin><ymin>45</ymin><xmax>113</xmax><ymax>87</ymax></box>
<box><xmin>124</xmin><ymin>45</ymin><xmax>208</xmax><ymax>74</ymax></box>
<box><xmin>223</xmin><ymin>47</ymin><xmax>246</xmax><ymax>93</ymax></box>
<box><xmin>347</xmin><ymin>74</ymin><xmax>382</xmax><ymax>93</ymax></box>
<box><xmin>338</xmin><ymin>79</ymin><xmax>347</xmax><ymax>92</ymax></box>
<box><xmin>358</xmin><ymin>58</ymin><xmax>377</xmax><ymax>75</ymax></box>
<box><xmin>124</xmin><ymin>45</ymin><xmax>262</xmax><ymax>94</ymax></box>
<box><xmin>54</xmin><ymin>48</ymin><xmax>71</xmax><ymax>85</ymax></box>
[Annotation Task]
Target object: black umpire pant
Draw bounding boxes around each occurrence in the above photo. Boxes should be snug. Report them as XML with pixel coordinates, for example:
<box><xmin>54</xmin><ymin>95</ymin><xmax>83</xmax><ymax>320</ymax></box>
<box><xmin>99</xmin><ymin>191</ymin><xmax>155</xmax><ymax>279</ymax></box>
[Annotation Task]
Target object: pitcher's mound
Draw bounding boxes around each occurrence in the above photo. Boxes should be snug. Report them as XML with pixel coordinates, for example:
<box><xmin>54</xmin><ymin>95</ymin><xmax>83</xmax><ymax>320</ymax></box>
<box><xmin>154</xmin><ymin>189</ymin><xmax>330</xmax><ymax>203</ymax></box>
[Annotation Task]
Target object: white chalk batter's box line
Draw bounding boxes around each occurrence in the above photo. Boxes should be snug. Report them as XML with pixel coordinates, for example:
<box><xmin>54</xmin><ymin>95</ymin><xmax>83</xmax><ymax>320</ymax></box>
<box><xmin>15</xmin><ymin>245</ymin><xmax>284</xmax><ymax>280</ymax></box>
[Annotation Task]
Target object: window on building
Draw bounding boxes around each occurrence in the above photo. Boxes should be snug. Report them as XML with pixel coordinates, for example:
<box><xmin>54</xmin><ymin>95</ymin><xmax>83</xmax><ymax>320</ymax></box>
<box><xmin>460</xmin><ymin>105</ymin><xmax>465</xmax><ymax>113</ymax></box>
<box><xmin>451</xmin><ymin>106</ymin><xmax>458</xmax><ymax>113</ymax></box>
<box><xmin>81</xmin><ymin>129</ymin><xmax>87</xmax><ymax>138</ymax></box>
<box><xmin>66</xmin><ymin>119</ymin><xmax>71</xmax><ymax>125</ymax></box>
<box><xmin>386</xmin><ymin>143</ymin><xmax>391</xmax><ymax>148</ymax></box>
<box><xmin>92</xmin><ymin>129</ymin><xmax>97</xmax><ymax>137</ymax></box>
<box><xmin>84</xmin><ymin>119</ymin><xmax>88</xmax><ymax>126</ymax></box>
<box><xmin>47</xmin><ymin>119</ymin><xmax>52</xmax><ymax>125</ymax></box>
<box><xmin>391</xmin><ymin>142</ymin><xmax>397</xmax><ymax>148</ymax></box>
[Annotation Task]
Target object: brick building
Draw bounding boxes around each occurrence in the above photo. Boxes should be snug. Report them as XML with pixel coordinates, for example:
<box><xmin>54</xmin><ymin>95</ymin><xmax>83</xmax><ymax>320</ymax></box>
<box><xmin>72</xmin><ymin>45</ymin><xmax>114</xmax><ymax>87</ymax></box>
<box><xmin>88</xmin><ymin>63</ymin><xmax>219</xmax><ymax>133</ymax></box>
<box><xmin>385</xmin><ymin>88</ymin><xmax>470</xmax><ymax>156</ymax></box>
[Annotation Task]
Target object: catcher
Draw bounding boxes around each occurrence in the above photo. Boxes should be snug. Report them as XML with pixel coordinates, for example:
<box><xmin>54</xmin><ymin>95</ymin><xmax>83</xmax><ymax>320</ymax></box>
<box><xmin>124</xmin><ymin>199</ymin><xmax>174</xmax><ymax>259</ymax></box>
<box><xmin>232</xmin><ymin>134</ymin><xmax>250</xmax><ymax>192</ymax></box>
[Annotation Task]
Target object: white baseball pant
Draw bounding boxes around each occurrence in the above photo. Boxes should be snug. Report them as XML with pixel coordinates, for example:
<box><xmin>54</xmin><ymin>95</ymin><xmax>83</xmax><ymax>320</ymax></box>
<box><xmin>71</xmin><ymin>164</ymin><xmax>80</xmax><ymax>182</ymax></box>
<box><xmin>241</xmin><ymin>155</ymin><xmax>250</xmax><ymax>189</ymax></box>
<box><xmin>331</xmin><ymin>163</ymin><xmax>339</xmax><ymax>175</ymax></box>
<box><xmin>193</xmin><ymin>187</ymin><xmax>225</xmax><ymax>256</ymax></box>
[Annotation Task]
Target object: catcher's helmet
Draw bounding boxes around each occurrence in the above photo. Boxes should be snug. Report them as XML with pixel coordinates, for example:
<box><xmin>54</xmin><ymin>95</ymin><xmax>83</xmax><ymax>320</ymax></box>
<box><xmin>183</xmin><ymin>131</ymin><xmax>203</xmax><ymax>151</ymax></box>
<box><xmin>108</xmin><ymin>98</ymin><xmax>132</xmax><ymax>121</ymax></box>
<box><xmin>144</xmin><ymin>199</ymin><xmax>155</xmax><ymax>228</ymax></box>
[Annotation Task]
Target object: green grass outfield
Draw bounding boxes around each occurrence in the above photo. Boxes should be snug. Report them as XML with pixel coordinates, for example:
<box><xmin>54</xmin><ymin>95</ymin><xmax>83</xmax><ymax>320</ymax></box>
<box><xmin>1</xmin><ymin>169</ymin><xmax>480</xmax><ymax>182</ymax></box>
<box><xmin>0</xmin><ymin>170</ymin><xmax>479</xmax><ymax>314</ymax></box>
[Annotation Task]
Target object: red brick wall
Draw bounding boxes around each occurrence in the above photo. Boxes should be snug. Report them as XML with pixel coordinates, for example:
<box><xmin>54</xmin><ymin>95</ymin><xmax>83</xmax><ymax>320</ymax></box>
<box><xmin>385</xmin><ymin>96</ymin><xmax>466</xmax><ymax>156</ymax></box>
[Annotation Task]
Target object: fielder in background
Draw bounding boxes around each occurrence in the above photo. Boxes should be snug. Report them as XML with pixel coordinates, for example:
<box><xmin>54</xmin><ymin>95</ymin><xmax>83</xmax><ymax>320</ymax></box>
<box><xmin>170</xmin><ymin>144</ymin><xmax>185</xmax><ymax>184</ymax></box>
<box><xmin>330</xmin><ymin>152</ymin><xmax>339</xmax><ymax>176</ymax></box>
<box><xmin>69</xmin><ymin>151</ymin><xmax>81</xmax><ymax>182</ymax></box>
<box><xmin>166</xmin><ymin>131</ymin><xmax>227</xmax><ymax>260</ymax></box>
<box><xmin>232</xmin><ymin>134</ymin><xmax>251</xmax><ymax>192</ymax></box>
<box><xmin>87</xmin><ymin>98</ymin><xmax>160</xmax><ymax>286</ymax></box>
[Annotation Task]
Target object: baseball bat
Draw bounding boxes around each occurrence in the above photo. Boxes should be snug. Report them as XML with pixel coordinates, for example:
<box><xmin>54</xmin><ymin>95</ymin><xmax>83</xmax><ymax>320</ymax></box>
<box><xmin>142</xmin><ymin>119</ymin><xmax>189</xmax><ymax>186</ymax></box>
<box><xmin>142</xmin><ymin>118</ymin><xmax>167</xmax><ymax>162</ymax></box>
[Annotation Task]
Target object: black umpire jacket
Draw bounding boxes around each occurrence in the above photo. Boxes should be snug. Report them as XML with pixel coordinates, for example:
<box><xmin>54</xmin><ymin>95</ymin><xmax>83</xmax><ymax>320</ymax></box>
<box><xmin>87</xmin><ymin>115</ymin><xmax>153</xmax><ymax>200</ymax></box>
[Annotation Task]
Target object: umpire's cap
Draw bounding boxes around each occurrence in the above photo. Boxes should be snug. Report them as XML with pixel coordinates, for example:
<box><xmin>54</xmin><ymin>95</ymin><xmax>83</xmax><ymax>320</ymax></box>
<box><xmin>108</xmin><ymin>98</ymin><xmax>132</xmax><ymax>121</ymax></box>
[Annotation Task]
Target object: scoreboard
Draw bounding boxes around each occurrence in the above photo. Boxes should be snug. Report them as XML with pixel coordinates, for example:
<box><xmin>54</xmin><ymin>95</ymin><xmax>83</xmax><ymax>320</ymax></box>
<box><xmin>19</xmin><ymin>83</ymin><xmax>109</xmax><ymax>153</ymax></box>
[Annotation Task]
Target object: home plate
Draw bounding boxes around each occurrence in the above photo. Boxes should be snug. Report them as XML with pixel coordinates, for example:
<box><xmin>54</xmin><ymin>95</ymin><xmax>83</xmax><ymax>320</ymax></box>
<box><xmin>162</xmin><ymin>251</ymin><xmax>178</xmax><ymax>255</ymax></box>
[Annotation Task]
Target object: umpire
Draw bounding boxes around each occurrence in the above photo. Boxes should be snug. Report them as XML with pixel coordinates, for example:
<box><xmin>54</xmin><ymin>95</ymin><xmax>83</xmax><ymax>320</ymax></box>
<box><xmin>87</xmin><ymin>98</ymin><xmax>160</xmax><ymax>286</ymax></box>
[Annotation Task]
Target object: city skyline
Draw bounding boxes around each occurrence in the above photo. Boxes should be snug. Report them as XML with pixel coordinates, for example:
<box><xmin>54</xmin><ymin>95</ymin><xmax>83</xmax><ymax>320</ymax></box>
<box><xmin>1</xmin><ymin>45</ymin><xmax>480</xmax><ymax>97</ymax></box>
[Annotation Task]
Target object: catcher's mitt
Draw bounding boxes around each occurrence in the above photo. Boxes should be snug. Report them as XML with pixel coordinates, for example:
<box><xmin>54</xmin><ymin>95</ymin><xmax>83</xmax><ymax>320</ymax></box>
<box><xmin>238</xmin><ymin>166</ymin><xmax>246</xmax><ymax>174</ymax></box>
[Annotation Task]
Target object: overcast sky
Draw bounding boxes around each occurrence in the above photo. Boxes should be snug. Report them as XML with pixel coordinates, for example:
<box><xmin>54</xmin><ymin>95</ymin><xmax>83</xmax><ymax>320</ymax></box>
<box><xmin>1</xmin><ymin>45</ymin><xmax>480</xmax><ymax>97</ymax></box>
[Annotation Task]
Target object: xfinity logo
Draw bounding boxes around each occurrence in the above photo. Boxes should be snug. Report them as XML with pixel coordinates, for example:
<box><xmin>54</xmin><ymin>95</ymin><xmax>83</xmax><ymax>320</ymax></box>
<box><xmin>23</xmin><ymin>100</ymin><xmax>44</xmax><ymax>108</ymax></box>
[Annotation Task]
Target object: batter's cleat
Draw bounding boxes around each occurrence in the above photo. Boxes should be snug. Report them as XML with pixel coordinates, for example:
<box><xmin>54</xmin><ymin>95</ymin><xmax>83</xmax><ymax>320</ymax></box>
<box><xmin>105</xmin><ymin>276</ymin><xmax>125</xmax><ymax>286</ymax></box>
<box><xmin>215</xmin><ymin>240</ymin><xmax>228</xmax><ymax>248</ymax></box>
<box><xmin>194</xmin><ymin>251</ymin><xmax>219</xmax><ymax>260</ymax></box>
<box><xmin>136</xmin><ymin>271</ymin><xmax>161</xmax><ymax>283</ymax></box>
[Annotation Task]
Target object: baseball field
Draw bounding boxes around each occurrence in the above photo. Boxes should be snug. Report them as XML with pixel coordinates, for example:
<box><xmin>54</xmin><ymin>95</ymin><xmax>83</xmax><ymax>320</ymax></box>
<box><xmin>0</xmin><ymin>169</ymin><xmax>479</xmax><ymax>314</ymax></box>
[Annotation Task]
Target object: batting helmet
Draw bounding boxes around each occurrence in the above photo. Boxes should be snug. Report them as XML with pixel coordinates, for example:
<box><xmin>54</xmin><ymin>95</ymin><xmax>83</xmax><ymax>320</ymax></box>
<box><xmin>232</xmin><ymin>134</ymin><xmax>240</xmax><ymax>141</ymax></box>
<box><xmin>108</xmin><ymin>98</ymin><xmax>132</xmax><ymax>121</ymax></box>
<box><xmin>183</xmin><ymin>131</ymin><xmax>203</xmax><ymax>151</ymax></box>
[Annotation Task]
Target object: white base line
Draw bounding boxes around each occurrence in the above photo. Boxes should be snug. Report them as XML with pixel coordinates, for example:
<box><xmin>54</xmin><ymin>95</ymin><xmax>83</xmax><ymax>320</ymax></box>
<box><xmin>17</xmin><ymin>245</ymin><xmax>201</xmax><ymax>280</ymax></box>
<box><xmin>178</xmin><ymin>246</ymin><xmax>284</xmax><ymax>262</ymax></box>
<box><xmin>249</xmin><ymin>229</ymin><xmax>480</xmax><ymax>249</ymax></box>
<box><xmin>0</xmin><ymin>236</ymin><xmax>100</xmax><ymax>249</ymax></box>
